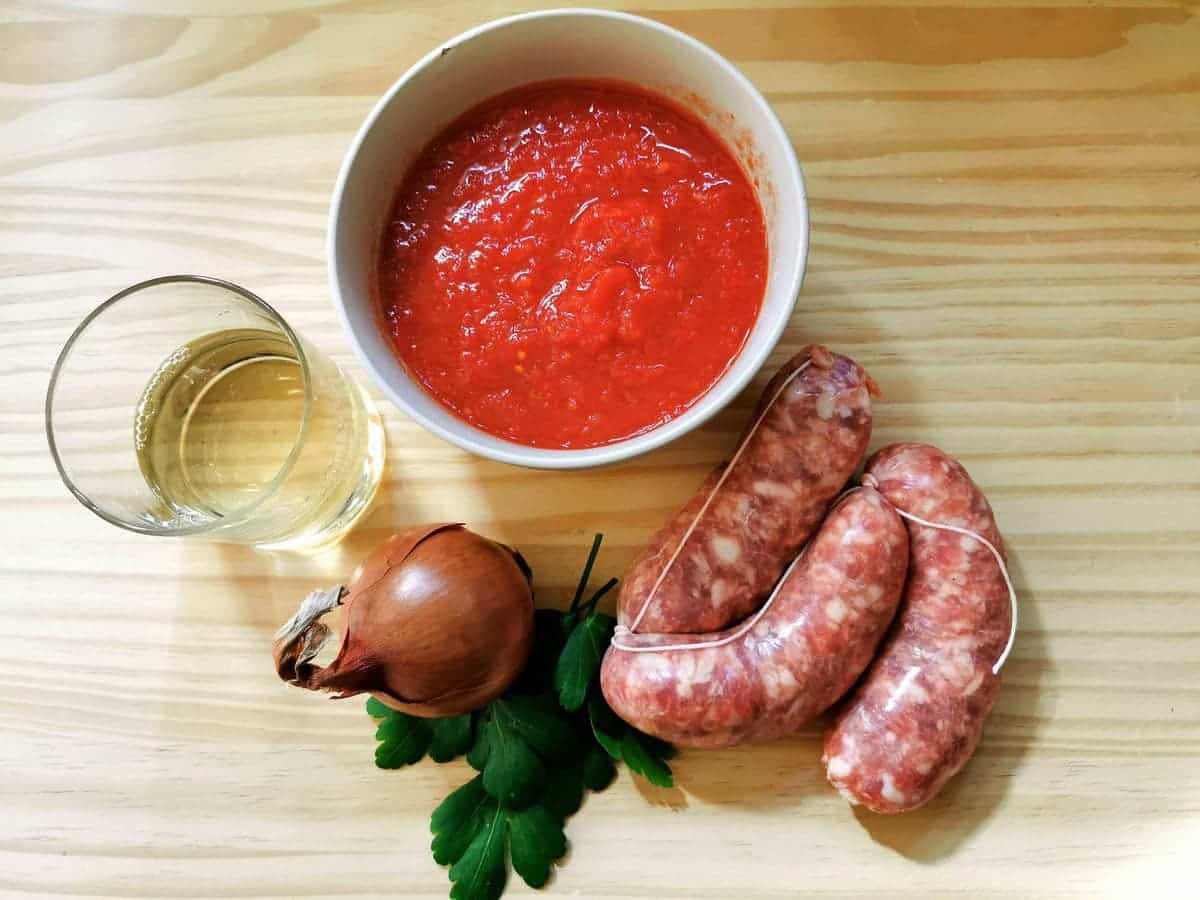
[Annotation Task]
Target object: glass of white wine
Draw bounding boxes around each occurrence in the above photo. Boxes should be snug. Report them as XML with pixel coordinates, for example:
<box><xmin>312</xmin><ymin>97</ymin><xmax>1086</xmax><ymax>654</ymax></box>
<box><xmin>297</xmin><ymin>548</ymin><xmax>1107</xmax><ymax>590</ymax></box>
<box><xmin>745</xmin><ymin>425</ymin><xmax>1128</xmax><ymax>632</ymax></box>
<box><xmin>46</xmin><ymin>275</ymin><xmax>386</xmax><ymax>549</ymax></box>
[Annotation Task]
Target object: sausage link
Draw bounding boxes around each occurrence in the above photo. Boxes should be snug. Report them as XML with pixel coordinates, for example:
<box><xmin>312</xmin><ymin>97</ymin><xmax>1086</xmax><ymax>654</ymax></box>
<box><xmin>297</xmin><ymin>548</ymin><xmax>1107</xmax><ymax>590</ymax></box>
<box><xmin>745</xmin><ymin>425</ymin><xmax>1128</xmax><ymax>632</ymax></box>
<box><xmin>617</xmin><ymin>346</ymin><xmax>875</xmax><ymax>635</ymax></box>
<box><xmin>602</xmin><ymin>487</ymin><xmax>908</xmax><ymax>748</ymax></box>
<box><xmin>823</xmin><ymin>443</ymin><xmax>1012</xmax><ymax>813</ymax></box>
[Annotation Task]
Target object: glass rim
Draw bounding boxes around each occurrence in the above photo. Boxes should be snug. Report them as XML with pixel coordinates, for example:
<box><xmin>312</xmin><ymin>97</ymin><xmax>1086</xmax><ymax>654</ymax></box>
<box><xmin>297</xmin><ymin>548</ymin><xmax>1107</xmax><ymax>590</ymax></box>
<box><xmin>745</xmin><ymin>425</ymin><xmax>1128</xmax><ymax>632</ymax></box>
<box><xmin>44</xmin><ymin>274</ymin><xmax>315</xmax><ymax>537</ymax></box>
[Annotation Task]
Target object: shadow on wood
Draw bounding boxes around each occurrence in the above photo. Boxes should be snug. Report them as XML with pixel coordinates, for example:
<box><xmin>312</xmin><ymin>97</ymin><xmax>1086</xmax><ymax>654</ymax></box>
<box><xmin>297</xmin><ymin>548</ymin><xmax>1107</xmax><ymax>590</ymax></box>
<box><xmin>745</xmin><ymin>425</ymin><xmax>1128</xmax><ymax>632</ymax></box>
<box><xmin>672</xmin><ymin>731</ymin><xmax>831</xmax><ymax>809</ymax></box>
<box><xmin>633</xmin><ymin>774</ymin><xmax>689</xmax><ymax>809</ymax></box>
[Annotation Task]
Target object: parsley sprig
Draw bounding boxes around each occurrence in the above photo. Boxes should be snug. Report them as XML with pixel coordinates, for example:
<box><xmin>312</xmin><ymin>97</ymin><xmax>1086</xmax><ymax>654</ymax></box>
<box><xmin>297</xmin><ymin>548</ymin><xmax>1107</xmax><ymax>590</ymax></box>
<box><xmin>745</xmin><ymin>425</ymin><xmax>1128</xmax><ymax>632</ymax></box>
<box><xmin>365</xmin><ymin>534</ymin><xmax>676</xmax><ymax>899</ymax></box>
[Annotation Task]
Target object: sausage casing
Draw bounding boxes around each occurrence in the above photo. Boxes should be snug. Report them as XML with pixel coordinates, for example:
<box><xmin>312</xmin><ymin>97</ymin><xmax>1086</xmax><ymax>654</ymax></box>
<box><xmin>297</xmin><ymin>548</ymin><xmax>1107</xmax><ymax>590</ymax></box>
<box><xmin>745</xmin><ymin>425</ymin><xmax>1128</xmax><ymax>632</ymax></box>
<box><xmin>602</xmin><ymin>487</ymin><xmax>908</xmax><ymax>748</ymax></box>
<box><xmin>617</xmin><ymin>346</ymin><xmax>875</xmax><ymax>635</ymax></box>
<box><xmin>823</xmin><ymin>442</ymin><xmax>1013</xmax><ymax>813</ymax></box>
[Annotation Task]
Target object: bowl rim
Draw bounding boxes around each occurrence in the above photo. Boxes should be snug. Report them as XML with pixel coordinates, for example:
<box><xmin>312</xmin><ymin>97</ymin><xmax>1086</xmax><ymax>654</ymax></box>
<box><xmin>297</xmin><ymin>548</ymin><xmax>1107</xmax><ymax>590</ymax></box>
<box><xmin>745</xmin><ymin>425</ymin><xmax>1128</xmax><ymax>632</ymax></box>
<box><xmin>327</xmin><ymin>6</ymin><xmax>808</xmax><ymax>470</ymax></box>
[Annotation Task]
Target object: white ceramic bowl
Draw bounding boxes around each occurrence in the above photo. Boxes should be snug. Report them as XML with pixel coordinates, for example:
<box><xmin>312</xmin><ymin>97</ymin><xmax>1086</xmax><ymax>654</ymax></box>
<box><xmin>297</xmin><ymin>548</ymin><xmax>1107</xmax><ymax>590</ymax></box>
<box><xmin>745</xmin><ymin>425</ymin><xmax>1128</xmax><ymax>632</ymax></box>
<box><xmin>328</xmin><ymin>8</ymin><xmax>807</xmax><ymax>469</ymax></box>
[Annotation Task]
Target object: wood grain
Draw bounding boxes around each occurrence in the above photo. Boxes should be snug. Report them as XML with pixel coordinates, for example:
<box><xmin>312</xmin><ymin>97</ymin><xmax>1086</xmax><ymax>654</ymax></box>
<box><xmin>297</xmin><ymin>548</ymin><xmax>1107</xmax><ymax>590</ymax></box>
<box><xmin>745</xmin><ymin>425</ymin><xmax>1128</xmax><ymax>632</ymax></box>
<box><xmin>1</xmin><ymin>1</ymin><xmax>1197</xmax><ymax>898</ymax></box>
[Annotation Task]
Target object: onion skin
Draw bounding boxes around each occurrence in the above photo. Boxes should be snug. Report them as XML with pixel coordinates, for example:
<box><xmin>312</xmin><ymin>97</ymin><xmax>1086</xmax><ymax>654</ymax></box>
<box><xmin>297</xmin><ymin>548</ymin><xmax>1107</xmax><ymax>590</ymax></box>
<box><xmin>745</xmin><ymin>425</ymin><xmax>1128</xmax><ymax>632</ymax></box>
<box><xmin>274</xmin><ymin>523</ymin><xmax>534</xmax><ymax>718</ymax></box>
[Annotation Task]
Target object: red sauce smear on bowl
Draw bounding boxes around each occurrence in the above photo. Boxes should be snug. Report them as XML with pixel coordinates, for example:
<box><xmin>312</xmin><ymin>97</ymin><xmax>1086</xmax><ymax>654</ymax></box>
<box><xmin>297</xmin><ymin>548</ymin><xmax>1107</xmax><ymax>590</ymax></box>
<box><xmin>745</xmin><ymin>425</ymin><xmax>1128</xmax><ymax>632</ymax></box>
<box><xmin>378</xmin><ymin>79</ymin><xmax>767</xmax><ymax>449</ymax></box>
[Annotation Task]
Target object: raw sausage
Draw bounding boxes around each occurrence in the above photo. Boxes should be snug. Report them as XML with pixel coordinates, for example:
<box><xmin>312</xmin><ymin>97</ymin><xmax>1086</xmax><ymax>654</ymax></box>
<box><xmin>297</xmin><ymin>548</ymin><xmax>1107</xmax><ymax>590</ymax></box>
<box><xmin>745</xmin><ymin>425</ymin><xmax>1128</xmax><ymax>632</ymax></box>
<box><xmin>823</xmin><ymin>443</ymin><xmax>1013</xmax><ymax>813</ymax></box>
<box><xmin>602</xmin><ymin>487</ymin><xmax>908</xmax><ymax>748</ymax></box>
<box><xmin>618</xmin><ymin>346</ymin><xmax>875</xmax><ymax>635</ymax></box>
<box><xmin>617</xmin><ymin>346</ymin><xmax>876</xmax><ymax>635</ymax></box>
<box><xmin>822</xmin><ymin>443</ymin><xmax>1011</xmax><ymax>813</ymax></box>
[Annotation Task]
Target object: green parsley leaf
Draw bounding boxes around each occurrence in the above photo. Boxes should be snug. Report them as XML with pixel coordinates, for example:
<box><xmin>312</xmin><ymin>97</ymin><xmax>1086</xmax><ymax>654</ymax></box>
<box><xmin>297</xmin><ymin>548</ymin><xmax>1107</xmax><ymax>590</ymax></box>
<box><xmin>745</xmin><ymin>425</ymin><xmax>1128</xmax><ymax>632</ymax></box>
<box><xmin>586</xmin><ymin>691</ymin><xmax>624</xmax><ymax>760</ymax></box>
<box><xmin>431</xmin><ymin>776</ymin><xmax>491</xmax><ymax>866</ymax></box>
<box><xmin>480</xmin><ymin>712</ymin><xmax>544</xmax><ymax>808</ymax></box>
<box><xmin>620</xmin><ymin>727</ymin><xmax>674</xmax><ymax>788</ymax></box>
<box><xmin>581</xmin><ymin>743</ymin><xmax>617</xmax><ymax>792</ymax></box>
<box><xmin>432</xmin><ymin>774</ymin><xmax>488</xmax><ymax>834</ymax></box>
<box><xmin>466</xmin><ymin>711</ymin><xmax>491</xmax><ymax>771</ymax></box>
<box><xmin>374</xmin><ymin>712</ymin><xmax>432</xmax><ymax>769</ymax></box>
<box><xmin>554</xmin><ymin>612</ymin><xmax>616</xmax><ymax>712</ymax></box>
<box><xmin>588</xmin><ymin>691</ymin><xmax>675</xmax><ymax>787</ymax></box>
<box><xmin>492</xmin><ymin>694</ymin><xmax>577</xmax><ymax>763</ymax></box>
<box><xmin>540</xmin><ymin>762</ymin><xmax>585</xmax><ymax>821</ymax></box>
<box><xmin>434</xmin><ymin>781</ymin><xmax>569</xmax><ymax>895</ymax></box>
<box><xmin>428</xmin><ymin>714</ymin><xmax>474</xmax><ymax>763</ymax></box>
<box><xmin>448</xmin><ymin>803</ymin><xmax>507</xmax><ymax>900</ymax></box>
<box><xmin>640</xmin><ymin>731</ymin><xmax>678</xmax><ymax>762</ymax></box>
<box><xmin>365</xmin><ymin>696</ymin><xmax>392</xmax><ymax>718</ymax></box>
<box><xmin>366</xmin><ymin>701</ymin><xmax>473</xmax><ymax>769</ymax></box>
<box><xmin>507</xmin><ymin>805</ymin><xmax>567</xmax><ymax>889</ymax></box>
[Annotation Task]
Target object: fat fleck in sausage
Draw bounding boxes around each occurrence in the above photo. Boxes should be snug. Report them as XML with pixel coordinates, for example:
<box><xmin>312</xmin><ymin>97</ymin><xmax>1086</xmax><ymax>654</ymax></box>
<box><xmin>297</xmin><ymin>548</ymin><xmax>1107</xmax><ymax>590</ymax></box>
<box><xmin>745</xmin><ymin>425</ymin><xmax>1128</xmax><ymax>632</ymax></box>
<box><xmin>823</xmin><ymin>442</ymin><xmax>1013</xmax><ymax>813</ymax></box>
<box><xmin>617</xmin><ymin>346</ymin><xmax>876</xmax><ymax>635</ymax></box>
<box><xmin>602</xmin><ymin>487</ymin><xmax>908</xmax><ymax>748</ymax></box>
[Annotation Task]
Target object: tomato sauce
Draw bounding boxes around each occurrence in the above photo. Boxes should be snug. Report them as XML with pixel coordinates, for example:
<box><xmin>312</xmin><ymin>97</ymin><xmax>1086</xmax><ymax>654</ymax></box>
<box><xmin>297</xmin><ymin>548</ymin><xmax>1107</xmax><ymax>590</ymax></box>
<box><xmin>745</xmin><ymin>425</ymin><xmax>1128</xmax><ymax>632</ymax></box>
<box><xmin>377</xmin><ymin>79</ymin><xmax>767</xmax><ymax>449</ymax></box>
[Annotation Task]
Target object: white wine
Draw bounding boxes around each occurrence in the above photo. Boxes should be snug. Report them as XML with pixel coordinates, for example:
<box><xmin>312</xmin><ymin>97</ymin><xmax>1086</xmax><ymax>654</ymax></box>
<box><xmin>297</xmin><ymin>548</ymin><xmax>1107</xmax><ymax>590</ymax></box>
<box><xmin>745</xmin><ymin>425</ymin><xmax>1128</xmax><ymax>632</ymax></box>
<box><xmin>136</xmin><ymin>329</ymin><xmax>302</xmax><ymax>519</ymax></box>
<box><xmin>134</xmin><ymin>328</ymin><xmax>383</xmax><ymax>548</ymax></box>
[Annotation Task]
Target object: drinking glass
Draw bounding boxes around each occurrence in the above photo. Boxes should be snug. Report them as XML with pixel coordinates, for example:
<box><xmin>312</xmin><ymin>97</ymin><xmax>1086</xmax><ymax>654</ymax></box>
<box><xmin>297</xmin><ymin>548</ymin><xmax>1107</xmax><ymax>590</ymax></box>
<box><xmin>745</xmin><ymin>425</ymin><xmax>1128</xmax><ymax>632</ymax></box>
<box><xmin>46</xmin><ymin>275</ymin><xmax>385</xmax><ymax>549</ymax></box>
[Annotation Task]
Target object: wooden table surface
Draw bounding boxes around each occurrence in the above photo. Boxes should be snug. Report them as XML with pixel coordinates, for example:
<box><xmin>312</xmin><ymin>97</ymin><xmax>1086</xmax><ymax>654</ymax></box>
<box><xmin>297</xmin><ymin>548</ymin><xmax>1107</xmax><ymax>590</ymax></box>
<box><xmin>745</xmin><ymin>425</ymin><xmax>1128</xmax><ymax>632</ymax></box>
<box><xmin>3</xmin><ymin>1</ymin><xmax>1198</xmax><ymax>898</ymax></box>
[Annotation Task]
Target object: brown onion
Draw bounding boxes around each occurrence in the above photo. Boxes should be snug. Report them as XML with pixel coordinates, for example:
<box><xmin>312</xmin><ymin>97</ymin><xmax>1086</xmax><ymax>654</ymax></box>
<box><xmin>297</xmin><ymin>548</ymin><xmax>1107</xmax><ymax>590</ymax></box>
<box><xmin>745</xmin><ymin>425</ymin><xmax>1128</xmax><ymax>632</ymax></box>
<box><xmin>274</xmin><ymin>523</ymin><xmax>534</xmax><ymax>717</ymax></box>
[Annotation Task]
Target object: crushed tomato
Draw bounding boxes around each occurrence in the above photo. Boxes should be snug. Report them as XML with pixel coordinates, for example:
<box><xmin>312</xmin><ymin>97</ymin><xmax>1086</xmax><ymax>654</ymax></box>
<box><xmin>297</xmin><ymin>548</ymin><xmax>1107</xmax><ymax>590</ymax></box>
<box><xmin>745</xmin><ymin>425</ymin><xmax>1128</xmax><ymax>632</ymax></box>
<box><xmin>378</xmin><ymin>79</ymin><xmax>767</xmax><ymax>449</ymax></box>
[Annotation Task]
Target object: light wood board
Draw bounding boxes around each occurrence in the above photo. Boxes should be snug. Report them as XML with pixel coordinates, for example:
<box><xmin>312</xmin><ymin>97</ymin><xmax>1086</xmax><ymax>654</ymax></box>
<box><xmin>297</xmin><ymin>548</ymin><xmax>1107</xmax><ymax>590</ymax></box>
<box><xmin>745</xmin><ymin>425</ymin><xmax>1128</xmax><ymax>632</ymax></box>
<box><xmin>1</xmin><ymin>1</ymin><xmax>1197</xmax><ymax>898</ymax></box>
